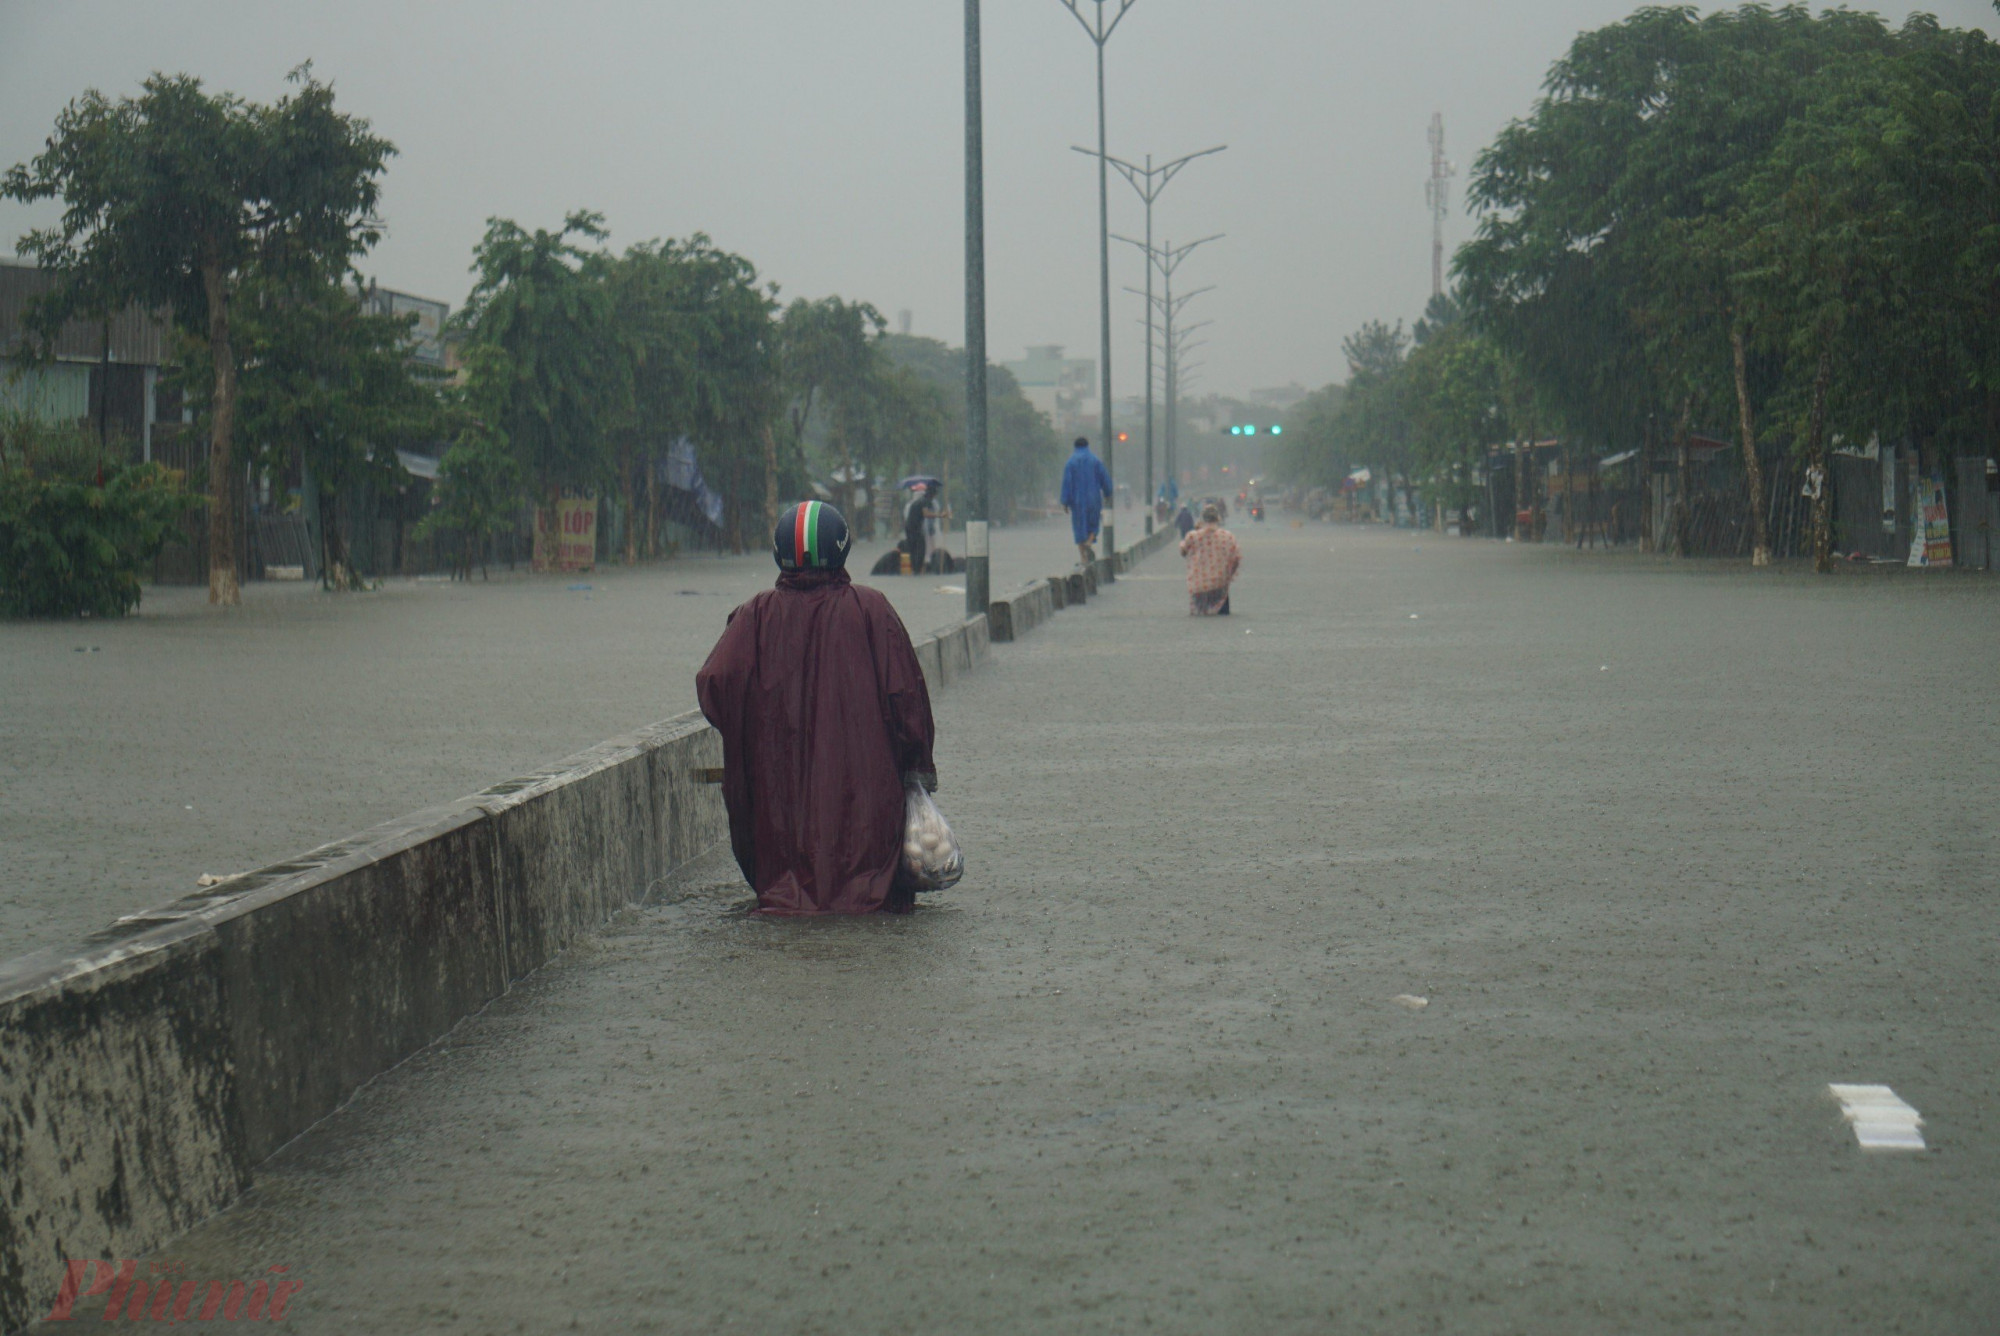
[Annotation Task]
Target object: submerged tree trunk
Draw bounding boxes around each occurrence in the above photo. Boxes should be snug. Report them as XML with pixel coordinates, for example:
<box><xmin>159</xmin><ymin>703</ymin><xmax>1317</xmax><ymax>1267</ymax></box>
<box><xmin>621</xmin><ymin>437</ymin><xmax>639</xmax><ymax>566</ymax></box>
<box><xmin>1512</xmin><ymin>441</ymin><xmax>1526</xmax><ymax>539</ymax></box>
<box><xmin>320</xmin><ymin>487</ymin><xmax>364</xmax><ymax>591</ymax></box>
<box><xmin>1670</xmin><ymin>397</ymin><xmax>1692</xmax><ymax>559</ymax></box>
<box><xmin>202</xmin><ymin>259</ymin><xmax>241</xmax><ymax>606</ymax></box>
<box><xmin>1805</xmin><ymin>348</ymin><xmax>1835</xmax><ymax>572</ymax></box>
<box><xmin>1731</xmin><ymin>325</ymin><xmax>1771</xmax><ymax>566</ymax></box>
<box><xmin>644</xmin><ymin>449</ymin><xmax>658</xmax><ymax>559</ymax></box>
<box><xmin>1638</xmin><ymin>417</ymin><xmax>1655</xmax><ymax>552</ymax></box>
<box><xmin>762</xmin><ymin>423</ymin><xmax>779</xmax><ymax>535</ymax></box>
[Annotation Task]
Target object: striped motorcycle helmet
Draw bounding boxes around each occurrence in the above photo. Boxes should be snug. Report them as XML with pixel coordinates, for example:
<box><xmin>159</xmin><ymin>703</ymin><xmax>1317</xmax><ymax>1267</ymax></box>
<box><xmin>773</xmin><ymin>500</ymin><xmax>851</xmax><ymax>571</ymax></box>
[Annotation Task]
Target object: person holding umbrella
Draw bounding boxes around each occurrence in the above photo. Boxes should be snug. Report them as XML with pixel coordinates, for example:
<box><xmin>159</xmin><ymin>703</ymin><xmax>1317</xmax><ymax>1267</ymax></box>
<box><xmin>901</xmin><ymin>478</ymin><xmax>941</xmax><ymax>574</ymax></box>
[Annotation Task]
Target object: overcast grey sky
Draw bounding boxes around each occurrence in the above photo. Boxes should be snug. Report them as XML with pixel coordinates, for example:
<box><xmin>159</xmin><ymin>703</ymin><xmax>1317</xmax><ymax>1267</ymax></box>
<box><xmin>3</xmin><ymin>2</ymin><xmax>1993</xmax><ymax>399</ymax></box>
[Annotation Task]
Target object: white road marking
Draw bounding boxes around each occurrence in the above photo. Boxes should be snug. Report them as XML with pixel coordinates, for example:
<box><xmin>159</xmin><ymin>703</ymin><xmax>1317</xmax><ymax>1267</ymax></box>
<box><xmin>1829</xmin><ymin>1083</ymin><xmax>1926</xmax><ymax>1151</ymax></box>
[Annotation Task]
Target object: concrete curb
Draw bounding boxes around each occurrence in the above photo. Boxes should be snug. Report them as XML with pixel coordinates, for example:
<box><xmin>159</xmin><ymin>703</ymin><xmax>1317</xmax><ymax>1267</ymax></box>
<box><xmin>985</xmin><ymin>581</ymin><xmax>1054</xmax><ymax>643</ymax></box>
<box><xmin>0</xmin><ymin>541</ymin><xmax>1162</xmax><ymax>1331</ymax></box>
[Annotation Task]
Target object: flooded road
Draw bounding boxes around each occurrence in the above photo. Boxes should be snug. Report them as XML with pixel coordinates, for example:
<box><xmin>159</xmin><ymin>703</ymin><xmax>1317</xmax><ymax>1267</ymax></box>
<box><xmin>31</xmin><ymin>523</ymin><xmax>2000</xmax><ymax>1333</ymax></box>
<box><xmin>0</xmin><ymin>518</ymin><xmax>1104</xmax><ymax>958</ymax></box>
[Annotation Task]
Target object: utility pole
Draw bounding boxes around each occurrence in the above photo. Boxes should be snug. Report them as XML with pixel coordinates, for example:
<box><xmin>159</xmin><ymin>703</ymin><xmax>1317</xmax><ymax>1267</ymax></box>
<box><xmin>963</xmin><ymin>0</ymin><xmax>990</xmax><ymax>621</ymax></box>
<box><xmin>1114</xmin><ymin>232</ymin><xmax>1220</xmax><ymax>502</ymax></box>
<box><xmin>1075</xmin><ymin>143</ymin><xmax>1225</xmax><ymax>531</ymax></box>
<box><xmin>1058</xmin><ymin>0</ymin><xmax>1137</xmax><ymax>564</ymax></box>
<box><xmin>1426</xmin><ymin>112</ymin><xmax>1455</xmax><ymax>302</ymax></box>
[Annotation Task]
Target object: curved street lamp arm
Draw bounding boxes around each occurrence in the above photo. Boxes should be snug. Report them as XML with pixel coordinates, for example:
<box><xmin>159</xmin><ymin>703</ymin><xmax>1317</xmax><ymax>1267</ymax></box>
<box><xmin>1057</xmin><ymin>0</ymin><xmax>1137</xmax><ymax>44</ymax></box>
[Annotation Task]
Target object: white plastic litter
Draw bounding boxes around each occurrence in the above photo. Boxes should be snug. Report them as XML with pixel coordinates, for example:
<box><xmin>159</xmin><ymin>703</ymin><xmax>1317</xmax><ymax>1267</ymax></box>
<box><xmin>901</xmin><ymin>783</ymin><xmax>964</xmax><ymax>891</ymax></box>
<box><xmin>1829</xmin><ymin>1083</ymin><xmax>1925</xmax><ymax>1151</ymax></box>
<box><xmin>1392</xmin><ymin>994</ymin><xmax>1429</xmax><ymax>1010</ymax></box>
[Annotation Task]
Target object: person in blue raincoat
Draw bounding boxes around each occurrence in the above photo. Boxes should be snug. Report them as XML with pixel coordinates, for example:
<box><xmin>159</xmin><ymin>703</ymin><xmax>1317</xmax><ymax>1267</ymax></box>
<box><xmin>1059</xmin><ymin>437</ymin><xmax>1113</xmax><ymax>568</ymax></box>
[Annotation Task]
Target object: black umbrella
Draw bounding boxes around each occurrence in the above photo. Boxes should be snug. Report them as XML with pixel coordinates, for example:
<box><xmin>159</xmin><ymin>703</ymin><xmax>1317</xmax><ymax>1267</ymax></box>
<box><xmin>898</xmin><ymin>475</ymin><xmax>943</xmax><ymax>490</ymax></box>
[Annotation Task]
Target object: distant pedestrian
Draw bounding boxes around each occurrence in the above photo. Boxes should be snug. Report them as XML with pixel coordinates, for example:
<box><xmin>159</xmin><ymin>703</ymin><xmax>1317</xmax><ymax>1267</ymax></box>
<box><xmin>903</xmin><ymin>482</ymin><xmax>938</xmax><ymax>574</ymax></box>
<box><xmin>1060</xmin><ymin>436</ymin><xmax>1113</xmax><ymax>568</ymax></box>
<box><xmin>1179</xmin><ymin>503</ymin><xmax>1241</xmax><ymax>616</ymax></box>
<box><xmin>1174</xmin><ymin>503</ymin><xmax>1196</xmax><ymax>538</ymax></box>
<box><xmin>697</xmin><ymin>501</ymin><xmax>938</xmax><ymax>915</ymax></box>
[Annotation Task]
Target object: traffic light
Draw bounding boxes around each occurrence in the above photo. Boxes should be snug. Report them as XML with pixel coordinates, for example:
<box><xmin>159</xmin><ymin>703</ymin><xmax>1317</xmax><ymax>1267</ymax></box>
<box><xmin>1116</xmin><ymin>431</ymin><xmax>1129</xmax><ymax>443</ymax></box>
<box><xmin>1224</xmin><ymin>424</ymin><xmax>1284</xmax><ymax>436</ymax></box>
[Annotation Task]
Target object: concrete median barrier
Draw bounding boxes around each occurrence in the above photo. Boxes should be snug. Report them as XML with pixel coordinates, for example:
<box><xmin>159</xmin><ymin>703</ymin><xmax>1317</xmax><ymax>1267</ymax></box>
<box><xmin>0</xmin><ymin>711</ymin><xmax>729</xmax><ymax>1333</ymax></box>
<box><xmin>986</xmin><ymin>581</ymin><xmax>1055</xmax><ymax>643</ymax></box>
<box><xmin>0</xmin><ymin>579</ymin><xmax>1105</xmax><ymax>1327</ymax></box>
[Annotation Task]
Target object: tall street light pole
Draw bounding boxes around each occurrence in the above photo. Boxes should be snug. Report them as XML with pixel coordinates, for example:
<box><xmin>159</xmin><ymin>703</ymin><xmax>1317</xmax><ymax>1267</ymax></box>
<box><xmin>1113</xmin><ymin>231</ymin><xmax>1220</xmax><ymax>498</ymax></box>
<box><xmin>963</xmin><ymin>0</ymin><xmax>990</xmax><ymax>622</ymax></box>
<box><xmin>1075</xmin><ymin>143</ymin><xmax>1224</xmax><ymax>530</ymax></box>
<box><xmin>1164</xmin><ymin>317</ymin><xmax>1210</xmax><ymax>488</ymax></box>
<box><xmin>1134</xmin><ymin>305</ymin><xmax>1209</xmax><ymax>503</ymax></box>
<box><xmin>1058</xmin><ymin>0</ymin><xmax>1136</xmax><ymax>565</ymax></box>
<box><xmin>1124</xmin><ymin>281</ymin><xmax>1211</xmax><ymax>503</ymax></box>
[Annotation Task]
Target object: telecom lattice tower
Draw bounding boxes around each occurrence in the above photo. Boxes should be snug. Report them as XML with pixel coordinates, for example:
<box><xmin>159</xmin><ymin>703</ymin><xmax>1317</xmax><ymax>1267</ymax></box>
<box><xmin>1425</xmin><ymin>113</ymin><xmax>1456</xmax><ymax>300</ymax></box>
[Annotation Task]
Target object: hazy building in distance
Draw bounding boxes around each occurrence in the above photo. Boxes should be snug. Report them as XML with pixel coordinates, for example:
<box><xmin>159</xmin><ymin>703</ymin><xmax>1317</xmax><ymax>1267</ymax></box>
<box><xmin>1002</xmin><ymin>345</ymin><xmax>1096</xmax><ymax>439</ymax></box>
<box><xmin>1248</xmin><ymin>383</ymin><xmax>1308</xmax><ymax>415</ymax></box>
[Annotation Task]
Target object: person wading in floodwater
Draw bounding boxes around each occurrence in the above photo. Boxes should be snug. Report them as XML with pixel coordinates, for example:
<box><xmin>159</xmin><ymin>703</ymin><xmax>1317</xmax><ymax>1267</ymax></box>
<box><xmin>1180</xmin><ymin>502</ymin><xmax>1241</xmax><ymax>616</ymax></box>
<box><xmin>903</xmin><ymin>481</ymin><xmax>938</xmax><ymax>574</ymax></box>
<box><xmin>1060</xmin><ymin>436</ymin><xmax>1113</xmax><ymax>569</ymax></box>
<box><xmin>696</xmin><ymin>501</ymin><xmax>938</xmax><ymax>914</ymax></box>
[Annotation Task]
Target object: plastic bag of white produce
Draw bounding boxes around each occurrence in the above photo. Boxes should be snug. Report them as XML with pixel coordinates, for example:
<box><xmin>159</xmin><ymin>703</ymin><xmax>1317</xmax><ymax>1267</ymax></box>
<box><xmin>900</xmin><ymin>783</ymin><xmax>965</xmax><ymax>891</ymax></box>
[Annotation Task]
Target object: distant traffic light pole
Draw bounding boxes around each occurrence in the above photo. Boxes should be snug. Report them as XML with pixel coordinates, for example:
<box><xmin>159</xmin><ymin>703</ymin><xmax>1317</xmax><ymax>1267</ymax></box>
<box><xmin>1076</xmin><ymin>144</ymin><xmax>1226</xmax><ymax>531</ymax></box>
<box><xmin>1058</xmin><ymin>0</ymin><xmax>1137</xmax><ymax>563</ymax></box>
<box><xmin>963</xmin><ymin>0</ymin><xmax>990</xmax><ymax>622</ymax></box>
<box><xmin>1112</xmin><ymin>231</ymin><xmax>1220</xmax><ymax>502</ymax></box>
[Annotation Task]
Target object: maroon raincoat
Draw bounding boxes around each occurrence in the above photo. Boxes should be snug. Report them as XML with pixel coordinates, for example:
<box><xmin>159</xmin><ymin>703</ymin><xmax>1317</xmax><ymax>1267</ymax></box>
<box><xmin>695</xmin><ymin>568</ymin><xmax>937</xmax><ymax>915</ymax></box>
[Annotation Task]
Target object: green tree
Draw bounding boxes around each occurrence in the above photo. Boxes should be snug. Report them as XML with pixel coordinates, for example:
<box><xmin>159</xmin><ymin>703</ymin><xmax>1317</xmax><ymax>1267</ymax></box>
<box><xmin>777</xmin><ymin>297</ymin><xmax>885</xmax><ymax>501</ymax></box>
<box><xmin>177</xmin><ymin>274</ymin><xmax>445</xmax><ymax>588</ymax></box>
<box><xmin>459</xmin><ymin>211</ymin><xmax>630</xmax><ymax>512</ymax></box>
<box><xmin>1404</xmin><ymin>321</ymin><xmax>1513</xmax><ymax>529</ymax></box>
<box><xmin>1276</xmin><ymin>382</ymin><xmax>1347</xmax><ymax>491</ymax></box>
<box><xmin>606</xmin><ymin>236</ymin><xmax>778</xmax><ymax>556</ymax></box>
<box><xmin>1331</xmin><ymin>321</ymin><xmax>1416</xmax><ymax>518</ymax></box>
<box><xmin>1457</xmin><ymin>4</ymin><xmax>1999</xmax><ymax>567</ymax></box>
<box><xmin>880</xmin><ymin>334</ymin><xmax>1062</xmax><ymax>523</ymax></box>
<box><xmin>416</xmin><ymin>344</ymin><xmax>528</xmax><ymax>580</ymax></box>
<box><xmin>5</xmin><ymin>67</ymin><xmax>393</xmax><ymax>605</ymax></box>
<box><xmin>0</xmin><ymin>412</ymin><xmax>199</xmax><ymax>617</ymax></box>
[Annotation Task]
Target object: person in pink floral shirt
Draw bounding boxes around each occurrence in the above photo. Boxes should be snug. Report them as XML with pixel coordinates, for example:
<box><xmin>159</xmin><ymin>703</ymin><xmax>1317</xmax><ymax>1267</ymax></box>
<box><xmin>1179</xmin><ymin>503</ymin><xmax>1241</xmax><ymax>615</ymax></box>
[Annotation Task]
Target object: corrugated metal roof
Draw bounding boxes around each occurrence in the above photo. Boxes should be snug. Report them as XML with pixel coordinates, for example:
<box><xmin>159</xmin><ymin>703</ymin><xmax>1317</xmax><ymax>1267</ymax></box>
<box><xmin>0</xmin><ymin>257</ymin><xmax>172</xmax><ymax>366</ymax></box>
